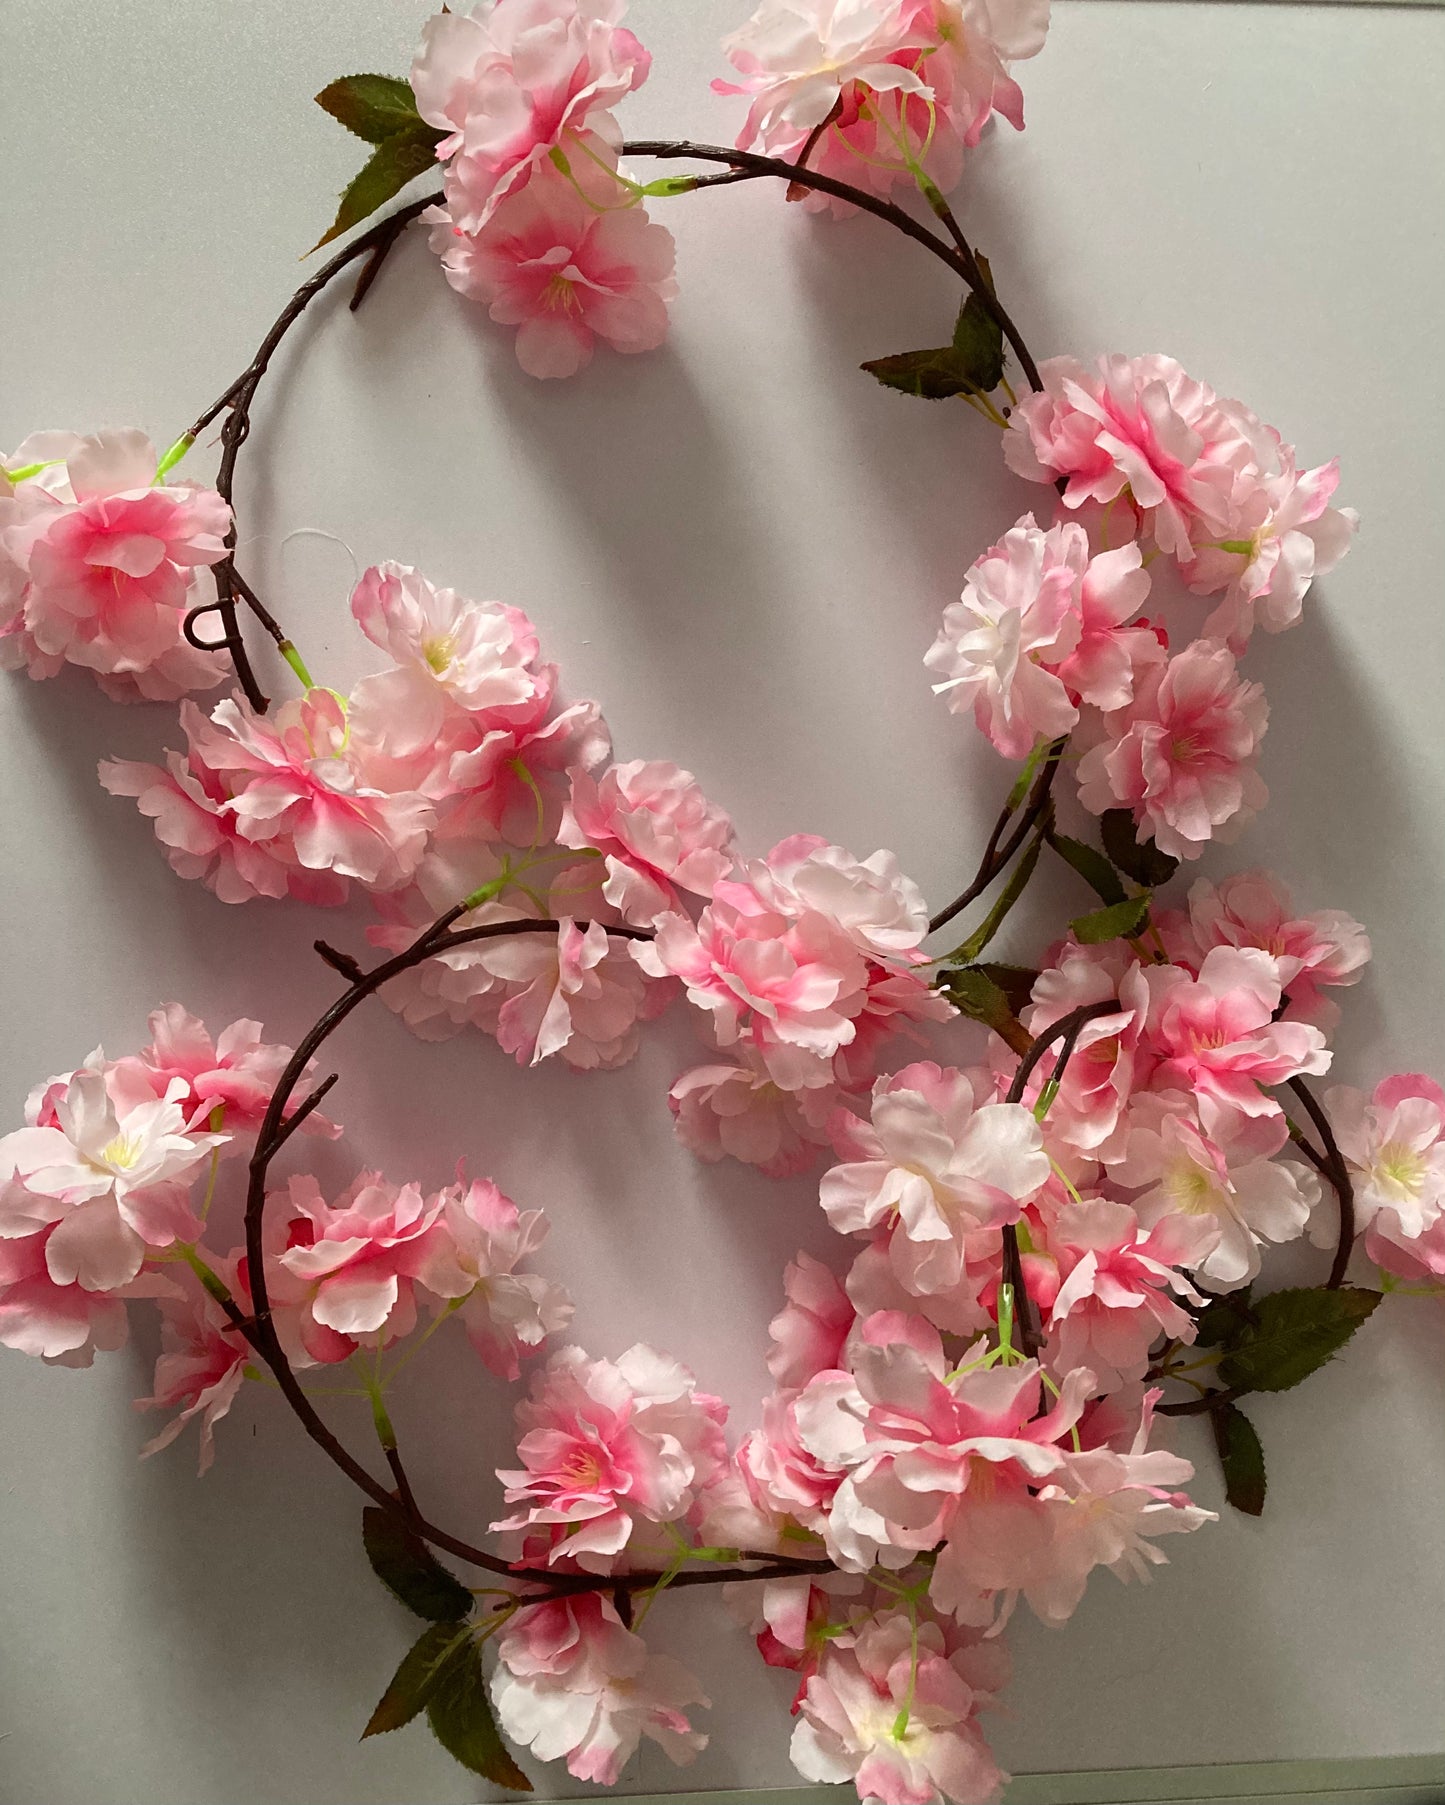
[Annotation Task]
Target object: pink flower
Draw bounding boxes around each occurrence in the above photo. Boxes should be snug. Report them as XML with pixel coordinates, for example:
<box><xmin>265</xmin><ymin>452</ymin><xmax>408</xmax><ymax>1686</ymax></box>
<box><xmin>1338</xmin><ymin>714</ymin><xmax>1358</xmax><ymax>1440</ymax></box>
<box><xmin>731</xmin><ymin>835</ymin><xmax>930</xmax><ymax>959</ymax></box>
<box><xmin>0</xmin><ymin>1068</ymin><xmax>222</xmax><ymax>1291</ymax></box>
<box><xmin>1108</xmin><ymin>1092</ymin><xmax>1319</xmax><ymax>1289</ymax></box>
<box><xmin>199</xmin><ymin>690</ymin><xmax>436</xmax><ymax>891</ymax></box>
<box><xmin>652</xmin><ymin>895</ymin><xmax>871</xmax><ymax>1091</ymax></box>
<box><xmin>1076</xmin><ymin>639</ymin><xmax>1268</xmax><ymax>861</ymax></box>
<box><xmin>408</xmin><ymin>1176</ymin><xmax>573</xmax><ymax>1376</ymax></box>
<box><xmin>494</xmin><ymin>1342</ymin><xmax>728</xmax><ymax>1569</ymax></box>
<box><xmin>1043</xmin><ymin>1198</ymin><xmax>1207</xmax><ymax>1391</ymax></box>
<box><xmin>1020</xmin><ymin>944</ymin><xmax>1145</xmax><ymax>1157</ymax></box>
<box><xmin>485</xmin><ymin>918</ymin><xmax>671</xmax><ymax>1069</ymax></box>
<box><xmin>431</xmin><ymin>158</ymin><xmax>677</xmax><ymax>378</ymax></box>
<box><xmin>1160</xmin><ymin>869</ymin><xmax>1369</xmax><ymax>1029</ymax></box>
<box><xmin>1003</xmin><ymin>355</ymin><xmax>1242</xmax><ymax>558</ymax></box>
<box><xmin>412</xmin><ymin>0</ymin><xmax>652</xmax><ymax>232</ymax></box>
<box><xmin>559</xmin><ymin>759</ymin><xmax>736</xmax><ymax>927</ymax></box>
<box><xmin>768</xmin><ymin>1251</ymin><xmax>855</xmax><ymax>1387</ymax></box>
<box><xmin>1328</xmin><ymin>1074</ymin><xmax>1445</xmax><ymax>1245</ymax></box>
<box><xmin>135</xmin><ymin>1276</ymin><xmax>249</xmax><ymax>1474</ymax></box>
<box><xmin>820</xmin><ymin>1064</ymin><xmax>1050</xmax><ymax>1297</ymax></box>
<box><xmin>669</xmin><ymin>1056</ymin><xmax>836</xmax><ymax>1177</ymax></box>
<box><xmin>791</xmin><ymin>1610</ymin><xmax>1006</xmax><ymax>1805</ymax></box>
<box><xmin>1</xmin><ymin>429</ymin><xmax>230</xmax><ymax>697</ymax></box>
<box><xmin>347</xmin><ymin>562</ymin><xmax>551</xmax><ymax>790</ymax></box>
<box><xmin>274</xmin><ymin>1173</ymin><xmax>445</xmax><ymax>1352</ymax></box>
<box><xmin>1184</xmin><ymin>439</ymin><xmax>1357</xmax><ymax>650</ymax></box>
<box><xmin>1141</xmin><ymin>947</ymin><xmax>1330</xmax><ymax>1137</ymax></box>
<box><xmin>925</xmin><ymin>515</ymin><xmax>1084</xmax><ymax>759</ymax></box>
<box><xmin>106</xmin><ymin>1002</ymin><xmax>339</xmax><ymax>1143</ymax></box>
<box><xmin>0</xmin><ymin>1225</ymin><xmax>135</xmax><ymax>1365</ymax></box>
<box><xmin>493</xmin><ymin>1591</ymin><xmax>708</xmax><ymax>1783</ymax></box>
<box><xmin>438</xmin><ymin>695</ymin><xmax>611</xmax><ymax>845</ymax></box>
<box><xmin>735</xmin><ymin>1388</ymin><xmax>848</xmax><ymax>1537</ymax></box>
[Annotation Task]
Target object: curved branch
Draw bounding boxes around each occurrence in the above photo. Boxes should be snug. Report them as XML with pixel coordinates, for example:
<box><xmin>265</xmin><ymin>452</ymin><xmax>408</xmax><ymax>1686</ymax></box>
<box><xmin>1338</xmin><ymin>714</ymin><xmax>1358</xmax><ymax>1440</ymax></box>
<box><xmin>928</xmin><ymin>738</ymin><xmax>1066</xmax><ymax>936</ymax></box>
<box><xmin>623</xmin><ymin>139</ymin><xmax>1044</xmax><ymax>393</ymax></box>
<box><xmin>183</xmin><ymin>191</ymin><xmax>443</xmax><ymax>709</ymax></box>
<box><xmin>1288</xmin><ymin>1074</ymin><xmax>1356</xmax><ymax>1290</ymax></box>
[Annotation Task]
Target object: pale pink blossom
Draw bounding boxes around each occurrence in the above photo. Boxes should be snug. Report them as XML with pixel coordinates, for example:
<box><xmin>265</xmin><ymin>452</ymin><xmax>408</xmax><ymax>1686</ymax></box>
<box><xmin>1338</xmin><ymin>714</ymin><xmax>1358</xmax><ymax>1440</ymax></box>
<box><xmin>484</xmin><ymin>917</ymin><xmax>670</xmax><ymax>1069</ymax></box>
<box><xmin>669</xmin><ymin>1055</ymin><xmax>836</xmax><ymax>1176</ymax></box>
<box><xmin>107</xmin><ymin>1003</ymin><xmax>339</xmax><ymax>1143</ymax></box>
<box><xmin>820</xmin><ymin>1064</ymin><xmax>1050</xmax><ymax>1297</ymax></box>
<box><xmin>0</xmin><ymin>1225</ymin><xmax>134</xmax><ymax>1365</ymax></box>
<box><xmin>1185</xmin><ymin>438</ymin><xmax>1357</xmax><ymax>650</ymax></box>
<box><xmin>1003</xmin><ymin>355</ymin><xmax>1242</xmax><ymax>558</ymax></box>
<box><xmin>768</xmin><ymin>1251</ymin><xmax>855</xmax><ymax>1386</ymax></box>
<box><xmin>0</xmin><ymin>1069</ymin><xmax>222</xmax><ymax>1291</ymax></box>
<box><xmin>831</xmin><ymin>962</ymin><xmax>957</xmax><ymax>1094</ymax></box>
<box><xmin>438</xmin><ymin>695</ymin><xmax>611</xmax><ymax>845</ymax></box>
<box><xmin>431</xmin><ymin>158</ymin><xmax>677</xmax><ymax>378</ymax></box>
<box><xmin>1159</xmin><ymin>870</ymin><xmax>1370</xmax><ymax>1029</ymax></box>
<box><xmin>1043</xmin><ymin>1198</ymin><xmax>1207</xmax><ymax>1391</ymax></box>
<box><xmin>1141</xmin><ymin>947</ymin><xmax>1330</xmax><ymax>1138</ymax></box>
<box><xmin>412</xmin><ymin>0</ymin><xmax>652</xmax><ymax>232</ymax></box>
<box><xmin>1328</xmin><ymin>1074</ymin><xmax>1445</xmax><ymax>1245</ymax></box>
<box><xmin>926</xmin><ymin>515</ymin><xmax>1083</xmax><ymax>758</ymax></box>
<box><xmin>493</xmin><ymin>1591</ymin><xmax>708</xmax><ymax>1783</ymax></box>
<box><xmin>347</xmin><ymin>563</ymin><xmax>550</xmax><ymax>787</ymax></box>
<box><xmin>652</xmin><ymin>895</ymin><xmax>871</xmax><ymax>1091</ymax></box>
<box><xmin>135</xmin><ymin>1277</ymin><xmax>249</xmax><ymax>1473</ymax></box>
<box><xmin>1108</xmin><ymin>1092</ymin><xmax>1319</xmax><ymax>1290</ymax></box>
<box><xmin>494</xmin><ymin>1343</ymin><xmax>728</xmax><ymax>1569</ymax></box>
<box><xmin>729</xmin><ymin>835</ymin><xmax>930</xmax><ymax>959</ymax></box>
<box><xmin>735</xmin><ymin>1387</ymin><xmax>849</xmax><ymax>1537</ymax></box>
<box><xmin>408</xmin><ymin>1175</ymin><xmax>573</xmax><ymax>1376</ymax></box>
<box><xmin>1</xmin><ymin>429</ymin><xmax>230</xmax><ymax>697</ymax></box>
<box><xmin>274</xmin><ymin>1172</ymin><xmax>445</xmax><ymax>1351</ymax></box>
<box><xmin>559</xmin><ymin>759</ymin><xmax>736</xmax><ymax>926</ymax></box>
<box><xmin>1076</xmin><ymin>639</ymin><xmax>1268</xmax><ymax>861</ymax></box>
<box><xmin>791</xmin><ymin>1609</ymin><xmax>1006</xmax><ymax>1805</ymax></box>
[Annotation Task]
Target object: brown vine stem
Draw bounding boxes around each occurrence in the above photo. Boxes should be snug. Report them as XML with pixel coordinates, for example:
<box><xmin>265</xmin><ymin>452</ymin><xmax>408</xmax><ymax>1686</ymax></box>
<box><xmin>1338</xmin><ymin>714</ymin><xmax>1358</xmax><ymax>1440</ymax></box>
<box><xmin>182</xmin><ymin>190</ymin><xmax>445</xmax><ymax>711</ymax></box>
<box><xmin>623</xmin><ymin>140</ymin><xmax>1044</xmax><ymax>394</ymax></box>
<box><xmin>1288</xmin><ymin>1075</ymin><xmax>1356</xmax><ymax>1291</ymax></box>
<box><xmin>928</xmin><ymin>737</ymin><xmax>1066</xmax><ymax>936</ymax></box>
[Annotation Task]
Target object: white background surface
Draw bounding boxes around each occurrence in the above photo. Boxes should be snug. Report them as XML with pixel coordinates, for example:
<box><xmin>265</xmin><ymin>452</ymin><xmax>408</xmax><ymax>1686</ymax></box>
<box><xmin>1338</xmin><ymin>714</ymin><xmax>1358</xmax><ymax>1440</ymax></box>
<box><xmin>3</xmin><ymin>3</ymin><xmax>1445</xmax><ymax>1802</ymax></box>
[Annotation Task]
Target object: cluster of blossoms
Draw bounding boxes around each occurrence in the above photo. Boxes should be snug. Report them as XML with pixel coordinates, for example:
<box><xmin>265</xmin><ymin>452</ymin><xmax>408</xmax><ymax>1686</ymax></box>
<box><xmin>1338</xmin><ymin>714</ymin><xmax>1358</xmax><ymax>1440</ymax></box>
<box><xmin>7</xmin><ymin>3</ymin><xmax>1444</xmax><ymax>1802</ymax></box>
<box><xmin>0</xmin><ymin>1004</ymin><xmax>572</xmax><ymax>1413</ymax></box>
<box><xmin>928</xmin><ymin>355</ymin><xmax>1357</xmax><ymax>861</ymax></box>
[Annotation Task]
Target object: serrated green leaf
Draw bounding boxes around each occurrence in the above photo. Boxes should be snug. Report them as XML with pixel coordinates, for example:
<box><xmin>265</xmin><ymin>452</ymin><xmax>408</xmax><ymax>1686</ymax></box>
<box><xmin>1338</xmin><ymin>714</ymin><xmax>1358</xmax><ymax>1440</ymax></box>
<box><xmin>938</xmin><ymin>968</ymin><xmax>1024</xmax><ymax>1050</ymax></box>
<box><xmin>1217</xmin><ymin>1286</ymin><xmax>1382</xmax><ymax>1395</ymax></box>
<box><xmin>316</xmin><ymin>74</ymin><xmax>432</xmax><ymax>145</ymax></box>
<box><xmin>364</xmin><ymin>1621</ymin><xmax>471</xmax><ymax>1737</ymax></box>
<box><xmin>1070</xmin><ymin>892</ymin><xmax>1151</xmax><ymax>945</ymax></box>
<box><xmin>1211</xmin><ymin>1401</ymin><xmax>1267</xmax><ymax>1517</ymax></box>
<box><xmin>973</xmin><ymin>962</ymin><xmax>1039</xmax><ymax>1018</ymax></box>
<box><xmin>362</xmin><ymin>1507</ymin><xmax>474</xmax><ymax>1622</ymax></box>
<box><xmin>312</xmin><ymin>129</ymin><xmax>441</xmax><ymax>252</ymax></box>
<box><xmin>950</xmin><ymin>290</ymin><xmax>1006</xmax><ymax>392</ymax></box>
<box><xmin>860</xmin><ymin>345</ymin><xmax>980</xmax><ymax>401</ymax></box>
<box><xmin>1100</xmin><ymin>808</ymin><xmax>1179</xmax><ymax>889</ymax></box>
<box><xmin>426</xmin><ymin>1635</ymin><xmax>532</xmax><ymax>1790</ymax></box>
<box><xmin>1048</xmin><ymin>832</ymin><xmax>1126</xmax><ymax>906</ymax></box>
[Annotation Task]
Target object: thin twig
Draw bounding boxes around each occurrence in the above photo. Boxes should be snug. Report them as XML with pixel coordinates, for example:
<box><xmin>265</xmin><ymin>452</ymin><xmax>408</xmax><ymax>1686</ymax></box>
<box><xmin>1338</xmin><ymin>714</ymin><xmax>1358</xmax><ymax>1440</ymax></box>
<box><xmin>1288</xmin><ymin>1075</ymin><xmax>1356</xmax><ymax>1290</ymax></box>
<box><xmin>928</xmin><ymin>741</ymin><xmax>1066</xmax><ymax>935</ymax></box>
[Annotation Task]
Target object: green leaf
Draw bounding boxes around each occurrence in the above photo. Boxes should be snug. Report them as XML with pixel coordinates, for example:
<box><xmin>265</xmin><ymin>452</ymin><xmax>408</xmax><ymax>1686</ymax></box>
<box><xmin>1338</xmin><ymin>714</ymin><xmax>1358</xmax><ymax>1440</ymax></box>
<box><xmin>312</xmin><ymin>129</ymin><xmax>441</xmax><ymax>252</ymax></box>
<box><xmin>950</xmin><ymin>290</ymin><xmax>1006</xmax><ymax>393</ymax></box>
<box><xmin>1100</xmin><ymin>808</ymin><xmax>1179</xmax><ymax>890</ymax></box>
<box><xmin>1069</xmin><ymin>892</ymin><xmax>1151</xmax><ymax>945</ymax></box>
<box><xmin>1192</xmin><ymin>1288</ymin><xmax>1255</xmax><ymax>1349</ymax></box>
<box><xmin>860</xmin><ymin>346</ymin><xmax>979</xmax><ymax>401</ymax></box>
<box><xmin>938</xmin><ymin>967</ymin><xmax>1025</xmax><ymax>1049</ymax></box>
<box><xmin>364</xmin><ymin>1621</ymin><xmax>471</xmax><ymax>1737</ymax></box>
<box><xmin>362</xmin><ymin>1507</ymin><xmax>474</xmax><ymax>1622</ymax></box>
<box><xmin>1211</xmin><ymin>1402</ymin><xmax>1267</xmax><ymax>1517</ymax></box>
<box><xmin>973</xmin><ymin>961</ymin><xmax>1039</xmax><ymax>1018</ymax></box>
<box><xmin>1217</xmin><ymin>1286</ymin><xmax>1382</xmax><ymax>1395</ymax></box>
<box><xmin>426</xmin><ymin>1634</ymin><xmax>532</xmax><ymax>1790</ymax></box>
<box><xmin>1048</xmin><ymin>832</ymin><xmax>1126</xmax><ymax>906</ymax></box>
<box><xmin>316</xmin><ymin>74</ymin><xmax>432</xmax><ymax>144</ymax></box>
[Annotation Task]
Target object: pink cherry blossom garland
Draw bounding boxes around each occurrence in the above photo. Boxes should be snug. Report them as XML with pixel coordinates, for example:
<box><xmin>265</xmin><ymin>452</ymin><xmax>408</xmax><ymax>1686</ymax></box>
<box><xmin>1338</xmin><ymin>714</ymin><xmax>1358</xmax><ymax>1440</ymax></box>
<box><xmin>2</xmin><ymin>3</ymin><xmax>1432</xmax><ymax>1800</ymax></box>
